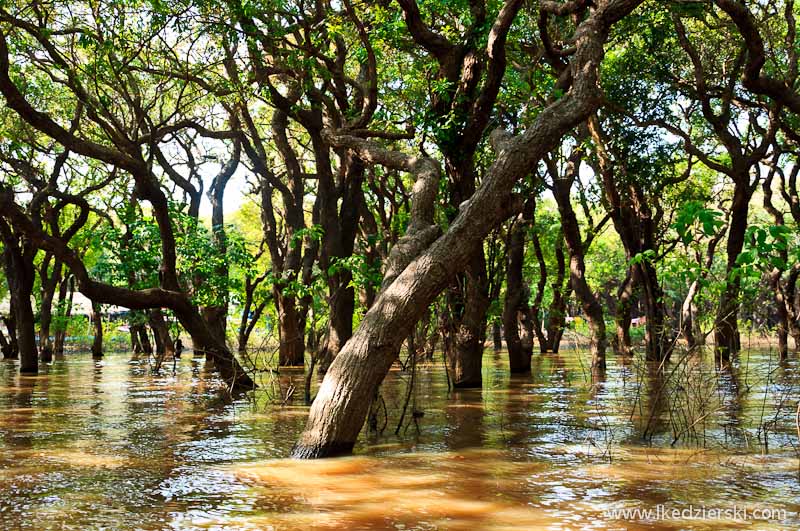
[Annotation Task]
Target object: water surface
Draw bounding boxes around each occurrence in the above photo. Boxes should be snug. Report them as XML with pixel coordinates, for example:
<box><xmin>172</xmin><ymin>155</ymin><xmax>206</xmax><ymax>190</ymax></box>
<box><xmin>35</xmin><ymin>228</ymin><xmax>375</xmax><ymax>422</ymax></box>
<box><xmin>0</xmin><ymin>348</ymin><xmax>798</xmax><ymax>530</ymax></box>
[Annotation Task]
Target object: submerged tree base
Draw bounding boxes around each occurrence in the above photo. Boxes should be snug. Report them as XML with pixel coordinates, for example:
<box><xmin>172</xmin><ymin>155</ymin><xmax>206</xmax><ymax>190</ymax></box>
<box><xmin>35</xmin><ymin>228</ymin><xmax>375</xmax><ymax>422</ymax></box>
<box><xmin>290</xmin><ymin>441</ymin><xmax>356</xmax><ymax>459</ymax></box>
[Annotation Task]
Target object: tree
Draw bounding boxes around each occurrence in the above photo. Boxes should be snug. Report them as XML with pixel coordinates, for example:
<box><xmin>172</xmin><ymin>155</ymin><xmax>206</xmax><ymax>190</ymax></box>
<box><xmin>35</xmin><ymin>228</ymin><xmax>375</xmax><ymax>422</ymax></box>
<box><xmin>0</xmin><ymin>6</ymin><xmax>254</xmax><ymax>388</ymax></box>
<box><xmin>291</xmin><ymin>0</ymin><xmax>647</xmax><ymax>458</ymax></box>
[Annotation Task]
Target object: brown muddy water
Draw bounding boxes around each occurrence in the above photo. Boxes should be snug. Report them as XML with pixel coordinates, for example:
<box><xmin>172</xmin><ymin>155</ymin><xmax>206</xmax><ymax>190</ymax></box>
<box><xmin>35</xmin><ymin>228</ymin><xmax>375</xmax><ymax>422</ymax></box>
<box><xmin>0</xmin><ymin>348</ymin><xmax>798</xmax><ymax>530</ymax></box>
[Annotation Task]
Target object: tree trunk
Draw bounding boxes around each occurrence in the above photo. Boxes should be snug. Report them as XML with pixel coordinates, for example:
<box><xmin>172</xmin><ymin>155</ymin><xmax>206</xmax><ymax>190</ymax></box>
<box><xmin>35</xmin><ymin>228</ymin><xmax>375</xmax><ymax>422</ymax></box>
<box><xmin>90</xmin><ymin>301</ymin><xmax>103</xmax><ymax>358</ymax></box>
<box><xmin>53</xmin><ymin>275</ymin><xmax>74</xmax><ymax>358</ymax></box>
<box><xmin>139</xmin><ymin>324</ymin><xmax>153</xmax><ymax>355</ymax></box>
<box><xmin>715</xmin><ymin>180</ymin><xmax>750</xmax><ymax>363</ymax></box>
<box><xmin>503</xmin><ymin>207</ymin><xmax>533</xmax><ymax>373</ymax></box>
<box><xmin>785</xmin><ymin>266</ymin><xmax>800</xmax><ymax>350</ymax></box>
<box><xmin>38</xmin><ymin>259</ymin><xmax>62</xmax><ymax>363</ymax></box>
<box><xmin>2</xmin><ymin>233</ymin><xmax>37</xmax><ymax>373</ymax></box>
<box><xmin>444</xmin><ymin>253</ymin><xmax>490</xmax><ymax>387</ymax></box>
<box><xmin>317</xmin><ymin>277</ymin><xmax>356</xmax><ymax>373</ymax></box>
<box><xmin>769</xmin><ymin>267</ymin><xmax>789</xmax><ymax>361</ymax></box>
<box><xmin>237</xmin><ymin>296</ymin><xmax>267</xmax><ymax>355</ymax></box>
<box><xmin>552</xmin><ymin>172</ymin><xmax>607</xmax><ymax>368</ymax></box>
<box><xmin>541</xmin><ymin>239</ymin><xmax>569</xmax><ymax>354</ymax></box>
<box><xmin>275</xmin><ymin>290</ymin><xmax>306</xmax><ymax>366</ymax></box>
<box><xmin>130</xmin><ymin>323</ymin><xmax>143</xmax><ymax>353</ymax></box>
<box><xmin>15</xmin><ymin>292</ymin><xmax>37</xmax><ymax>373</ymax></box>
<box><xmin>202</xmin><ymin>307</ymin><xmax>227</xmax><ymax>347</ymax></box>
<box><xmin>149</xmin><ymin>309</ymin><xmax>175</xmax><ymax>371</ymax></box>
<box><xmin>315</xmin><ymin>147</ymin><xmax>363</xmax><ymax>374</ymax></box>
<box><xmin>613</xmin><ymin>269</ymin><xmax>634</xmax><ymax>356</ymax></box>
<box><xmin>572</xmin><ymin>253</ymin><xmax>607</xmax><ymax>368</ymax></box>
<box><xmin>530</xmin><ymin>229</ymin><xmax>548</xmax><ymax>350</ymax></box>
<box><xmin>1</xmin><ymin>306</ymin><xmax>19</xmax><ymax>359</ymax></box>
<box><xmin>203</xmin><ymin>150</ymin><xmax>239</xmax><ymax>352</ymax></box>
<box><xmin>681</xmin><ymin>280</ymin><xmax>700</xmax><ymax>350</ymax></box>
<box><xmin>492</xmin><ymin>321</ymin><xmax>503</xmax><ymax>350</ymax></box>
<box><xmin>0</xmin><ymin>321</ymin><xmax>13</xmax><ymax>359</ymax></box>
<box><xmin>638</xmin><ymin>261</ymin><xmax>671</xmax><ymax>362</ymax></box>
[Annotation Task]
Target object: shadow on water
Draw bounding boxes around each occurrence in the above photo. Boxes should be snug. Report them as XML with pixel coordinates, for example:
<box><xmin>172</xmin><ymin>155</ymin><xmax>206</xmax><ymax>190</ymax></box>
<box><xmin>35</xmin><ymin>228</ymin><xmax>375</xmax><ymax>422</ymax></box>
<box><xmin>0</xmin><ymin>347</ymin><xmax>798</xmax><ymax>530</ymax></box>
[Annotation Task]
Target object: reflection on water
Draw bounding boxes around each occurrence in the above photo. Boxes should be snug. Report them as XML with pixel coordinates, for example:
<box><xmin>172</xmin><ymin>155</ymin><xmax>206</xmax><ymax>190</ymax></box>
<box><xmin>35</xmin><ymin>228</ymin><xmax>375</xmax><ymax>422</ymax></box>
<box><xmin>0</xmin><ymin>348</ymin><xmax>798</xmax><ymax>530</ymax></box>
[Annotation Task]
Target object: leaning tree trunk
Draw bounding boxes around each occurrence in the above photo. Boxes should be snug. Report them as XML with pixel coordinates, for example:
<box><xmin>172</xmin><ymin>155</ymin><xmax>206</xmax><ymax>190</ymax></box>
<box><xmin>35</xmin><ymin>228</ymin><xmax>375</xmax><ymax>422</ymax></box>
<box><xmin>202</xmin><ymin>307</ymin><xmax>227</xmax><ymax>352</ymax></box>
<box><xmin>571</xmin><ymin>253</ymin><xmax>607</xmax><ymax>369</ymax></box>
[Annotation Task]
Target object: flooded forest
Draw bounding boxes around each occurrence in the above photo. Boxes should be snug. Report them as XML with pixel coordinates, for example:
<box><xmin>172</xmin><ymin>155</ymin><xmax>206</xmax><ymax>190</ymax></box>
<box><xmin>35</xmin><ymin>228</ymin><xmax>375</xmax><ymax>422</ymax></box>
<box><xmin>1</xmin><ymin>0</ymin><xmax>800</xmax><ymax>529</ymax></box>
